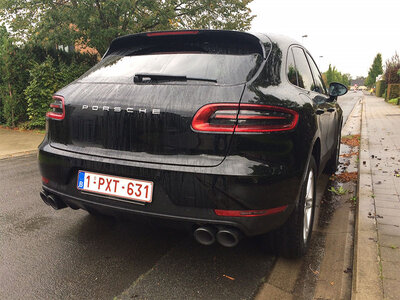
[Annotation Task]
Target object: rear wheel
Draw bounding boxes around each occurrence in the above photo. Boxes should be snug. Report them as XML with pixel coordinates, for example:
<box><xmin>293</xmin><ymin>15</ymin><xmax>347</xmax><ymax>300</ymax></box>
<box><xmin>324</xmin><ymin>124</ymin><xmax>342</xmax><ymax>174</ymax></box>
<box><xmin>261</xmin><ymin>156</ymin><xmax>317</xmax><ymax>258</ymax></box>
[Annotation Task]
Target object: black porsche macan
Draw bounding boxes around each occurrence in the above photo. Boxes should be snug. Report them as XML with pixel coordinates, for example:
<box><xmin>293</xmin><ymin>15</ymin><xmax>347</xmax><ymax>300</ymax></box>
<box><xmin>38</xmin><ymin>30</ymin><xmax>347</xmax><ymax>258</ymax></box>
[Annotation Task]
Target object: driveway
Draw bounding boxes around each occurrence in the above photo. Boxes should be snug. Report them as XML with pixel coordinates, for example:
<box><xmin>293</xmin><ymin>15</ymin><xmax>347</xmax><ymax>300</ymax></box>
<box><xmin>0</xmin><ymin>128</ymin><xmax>44</xmax><ymax>159</ymax></box>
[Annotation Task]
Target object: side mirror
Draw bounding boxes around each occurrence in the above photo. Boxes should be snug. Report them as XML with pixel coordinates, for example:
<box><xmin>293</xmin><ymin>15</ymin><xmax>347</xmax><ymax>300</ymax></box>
<box><xmin>329</xmin><ymin>82</ymin><xmax>348</xmax><ymax>99</ymax></box>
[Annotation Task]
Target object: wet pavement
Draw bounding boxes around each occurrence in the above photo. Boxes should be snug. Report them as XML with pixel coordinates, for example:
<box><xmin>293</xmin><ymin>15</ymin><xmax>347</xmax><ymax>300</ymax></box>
<box><xmin>341</xmin><ymin>91</ymin><xmax>363</xmax><ymax>124</ymax></box>
<box><xmin>353</xmin><ymin>94</ymin><xmax>400</xmax><ymax>300</ymax></box>
<box><xmin>0</xmin><ymin>156</ymin><xmax>184</xmax><ymax>299</ymax></box>
<box><xmin>0</xmin><ymin>93</ymin><xmax>360</xmax><ymax>299</ymax></box>
<box><xmin>0</xmin><ymin>154</ymin><xmax>299</xmax><ymax>299</ymax></box>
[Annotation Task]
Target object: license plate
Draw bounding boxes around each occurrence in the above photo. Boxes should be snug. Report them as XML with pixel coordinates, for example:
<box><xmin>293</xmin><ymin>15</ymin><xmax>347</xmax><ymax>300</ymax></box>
<box><xmin>77</xmin><ymin>171</ymin><xmax>153</xmax><ymax>203</ymax></box>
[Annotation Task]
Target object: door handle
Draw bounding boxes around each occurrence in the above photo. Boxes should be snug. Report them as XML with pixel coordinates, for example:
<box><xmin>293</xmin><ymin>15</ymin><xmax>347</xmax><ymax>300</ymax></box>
<box><xmin>327</xmin><ymin>108</ymin><xmax>335</xmax><ymax>113</ymax></box>
<box><xmin>316</xmin><ymin>108</ymin><xmax>325</xmax><ymax>115</ymax></box>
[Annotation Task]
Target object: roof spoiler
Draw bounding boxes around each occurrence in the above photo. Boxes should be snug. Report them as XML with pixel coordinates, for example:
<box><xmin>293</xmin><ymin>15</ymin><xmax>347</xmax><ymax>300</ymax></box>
<box><xmin>103</xmin><ymin>30</ymin><xmax>266</xmax><ymax>59</ymax></box>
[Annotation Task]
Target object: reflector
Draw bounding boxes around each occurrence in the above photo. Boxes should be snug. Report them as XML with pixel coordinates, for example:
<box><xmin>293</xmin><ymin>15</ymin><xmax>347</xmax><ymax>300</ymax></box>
<box><xmin>214</xmin><ymin>205</ymin><xmax>288</xmax><ymax>217</ymax></box>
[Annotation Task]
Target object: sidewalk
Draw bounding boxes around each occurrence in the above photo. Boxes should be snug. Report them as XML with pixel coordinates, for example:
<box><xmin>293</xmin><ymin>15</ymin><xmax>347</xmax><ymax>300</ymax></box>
<box><xmin>0</xmin><ymin>128</ymin><xmax>45</xmax><ymax>159</ymax></box>
<box><xmin>353</xmin><ymin>94</ymin><xmax>400</xmax><ymax>299</ymax></box>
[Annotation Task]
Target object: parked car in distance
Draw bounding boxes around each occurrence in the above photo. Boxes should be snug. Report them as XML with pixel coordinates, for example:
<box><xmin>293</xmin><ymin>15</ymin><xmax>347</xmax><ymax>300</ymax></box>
<box><xmin>38</xmin><ymin>30</ymin><xmax>347</xmax><ymax>258</ymax></box>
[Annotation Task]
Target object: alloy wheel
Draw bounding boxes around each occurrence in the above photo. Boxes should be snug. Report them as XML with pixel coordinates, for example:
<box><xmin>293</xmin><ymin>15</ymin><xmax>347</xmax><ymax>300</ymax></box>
<box><xmin>303</xmin><ymin>169</ymin><xmax>314</xmax><ymax>243</ymax></box>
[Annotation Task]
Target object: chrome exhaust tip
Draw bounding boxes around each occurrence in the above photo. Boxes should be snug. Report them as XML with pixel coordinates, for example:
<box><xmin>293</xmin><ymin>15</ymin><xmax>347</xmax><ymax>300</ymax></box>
<box><xmin>40</xmin><ymin>191</ymin><xmax>67</xmax><ymax>210</ymax></box>
<box><xmin>194</xmin><ymin>226</ymin><xmax>216</xmax><ymax>246</ymax></box>
<box><xmin>216</xmin><ymin>227</ymin><xmax>242</xmax><ymax>247</ymax></box>
<box><xmin>47</xmin><ymin>194</ymin><xmax>67</xmax><ymax>210</ymax></box>
<box><xmin>40</xmin><ymin>190</ymin><xmax>52</xmax><ymax>206</ymax></box>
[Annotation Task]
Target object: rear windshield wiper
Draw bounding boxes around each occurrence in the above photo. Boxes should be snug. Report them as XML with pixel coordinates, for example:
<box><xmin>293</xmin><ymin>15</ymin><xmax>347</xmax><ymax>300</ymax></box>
<box><xmin>134</xmin><ymin>73</ymin><xmax>217</xmax><ymax>83</ymax></box>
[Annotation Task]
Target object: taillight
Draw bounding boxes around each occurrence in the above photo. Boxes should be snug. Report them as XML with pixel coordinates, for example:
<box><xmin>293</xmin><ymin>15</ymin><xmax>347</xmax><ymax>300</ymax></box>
<box><xmin>46</xmin><ymin>95</ymin><xmax>65</xmax><ymax>120</ymax></box>
<box><xmin>191</xmin><ymin>103</ymin><xmax>298</xmax><ymax>133</ymax></box>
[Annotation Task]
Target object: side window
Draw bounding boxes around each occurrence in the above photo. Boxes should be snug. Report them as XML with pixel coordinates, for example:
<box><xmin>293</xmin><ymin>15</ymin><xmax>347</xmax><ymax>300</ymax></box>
<box><xmin>286</xmin><ymin>48</ymin><xmax>298</xmax><ymax>86</ymax></box>
<box><xmin>292</xmin><ymin>47</ymin><xmax>314</xmax><ymax>91</ymax></box>
<box><xmin>306</xmin><ymin>52</ymin><xmax>327</xmax><ymax>94</ymax></box>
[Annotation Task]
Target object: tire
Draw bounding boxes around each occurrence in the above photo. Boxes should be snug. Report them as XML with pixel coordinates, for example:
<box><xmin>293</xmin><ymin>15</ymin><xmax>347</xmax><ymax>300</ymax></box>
<box><xmin>261</xmin><ymin>156</ymin><xmax>317</xmax><ymax>258</ymax></box>
<box><xmin>324</xmin><ymin>124</ymin><xmax>342</xmax><ymax>174</ymax></box>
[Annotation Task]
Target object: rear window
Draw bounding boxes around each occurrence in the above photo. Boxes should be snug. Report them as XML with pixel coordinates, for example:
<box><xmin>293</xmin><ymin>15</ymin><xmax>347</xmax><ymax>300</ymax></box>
<box><xmin>78</xmin><ymin>53</ymin><xmax>262</xmax><ymax>85</ymax></box>
<box><xmin>78</xmin><ymin>31</ymin><xmax>264</xmax><ymax>85</ymax></box>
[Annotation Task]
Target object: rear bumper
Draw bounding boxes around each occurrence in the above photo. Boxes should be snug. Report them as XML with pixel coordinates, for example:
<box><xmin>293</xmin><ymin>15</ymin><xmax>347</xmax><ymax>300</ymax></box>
<box><xmin>38</xmin><ymin>142</ymin><xmax>304</xmax><ymax>236</ymax></box>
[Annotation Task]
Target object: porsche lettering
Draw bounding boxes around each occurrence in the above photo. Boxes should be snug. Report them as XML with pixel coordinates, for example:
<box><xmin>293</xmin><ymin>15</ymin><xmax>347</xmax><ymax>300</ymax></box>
<box><xmin>82</xmin><ymin>105</ymin><xmax>160</xmax><ymax>114</ymax></box>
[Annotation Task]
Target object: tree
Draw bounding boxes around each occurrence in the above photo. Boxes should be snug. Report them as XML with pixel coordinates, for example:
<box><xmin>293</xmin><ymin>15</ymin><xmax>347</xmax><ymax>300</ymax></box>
<box><xmin>0</xmin><ymin>0</ymin><xmax>255</xmax><ymax>55</ymax></box>
<box><xmin>325</xmin><ymin>64</ymin><xmax>334</xmax><ymax>86</ymax></box>
<box><xmin>365</xmin><ymin>53</ymin><xmax>383</xmax><ymax>87</ymax></box>
<box><xmin>323</xmin><ymin>64</ymin><xmax>351</xmax><ymax>87</ymax></box>
<box><xmin>384</xmin><ymin>52</ymin><xmax>400</xmax><ymax>84</ymax></box>
<box><xmin>341</xmin><ymin>73</ymin><xmax>351</xmax><ymax>87</ymax></box>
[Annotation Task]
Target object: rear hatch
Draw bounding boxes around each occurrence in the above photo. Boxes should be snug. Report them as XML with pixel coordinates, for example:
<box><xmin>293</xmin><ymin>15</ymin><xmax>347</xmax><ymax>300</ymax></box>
<box><xmin>48</xmin><ymin>30</ymin><xmax>266</xmax><ymax>167</ymax></box>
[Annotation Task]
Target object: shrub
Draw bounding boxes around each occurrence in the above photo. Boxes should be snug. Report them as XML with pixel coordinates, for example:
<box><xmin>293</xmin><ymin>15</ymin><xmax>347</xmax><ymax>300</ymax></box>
<box><xmin>387</xmin><ymin>84</ymin><xmax>400</xmax><ymax>100</ymax></box>
<box><xmin>375</xmin><ymin>80</ymin><xmax>386</xmax><ymax>97</ymax></box>
<box><xmin>25</xmin><ymin>55</ymin><xmax>94</xmax><ymax>128</ymax></box>
<box><xmin>25</xmin><ymin>57</ymin><xmax>61</xmax><ymax>128</ymax></box>
<box><xmin>0</xmin><ymin>45</ymin><xmax>34</xmax><ymax>126</ymax></box>
<box><xmin>0</xmin><ymin>28</ymin><xmax>97</xmax><ymax>127</ymax></box>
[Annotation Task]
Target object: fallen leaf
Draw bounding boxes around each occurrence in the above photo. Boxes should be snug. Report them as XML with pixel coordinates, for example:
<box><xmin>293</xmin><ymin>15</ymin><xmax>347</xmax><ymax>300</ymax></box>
<box><xmin>341</xmin><ymin>135</ymin><xmax>360</xmax><ymax>147</ymax></box>
<box><xmin>344</xmin><ymin>267</ymin><xmax>352</xmax><ymax>274</ymax></box>
<box><xmin>309</xmin><ymin>264</ymin><xmax>319</xmax><ymax>275</ymax></box>
<box><xmin>223</xmin><ymin>274</ymin><xmax>235</xmax><ymax>281</ymax></box>
<box><xmin>331</xmin><ymin>172</ymin><xmax>358</xmax><ymax>183</ymax></box>
<box><xmin>340</xmin><ymin>151</ymin><xmax>359</xmax><ymax>158</ymax></box>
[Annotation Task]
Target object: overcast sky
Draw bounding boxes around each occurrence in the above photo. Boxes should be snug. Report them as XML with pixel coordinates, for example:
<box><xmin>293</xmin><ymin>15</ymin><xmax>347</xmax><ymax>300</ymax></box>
<box><xmin>249</xmin><ymin>0</ymin><xmax>399</xmax><ymax>78</ymax></box>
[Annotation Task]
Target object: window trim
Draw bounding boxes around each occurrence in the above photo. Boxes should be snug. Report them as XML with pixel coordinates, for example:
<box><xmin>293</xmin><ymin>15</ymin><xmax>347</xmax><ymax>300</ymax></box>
<box><xmin>304</xmin><ymin>51</ymin><xmax>328</xmax><ymax>95</ymax></box>
<box><xmin>285</xmin><ymin>45</ymin><xmax>314</xmax><ymax>93</ymax></box>
<box><xmin>286</xmin><ymin>47</ymin><xmax>299</xmax><ymax>86</ymax></box>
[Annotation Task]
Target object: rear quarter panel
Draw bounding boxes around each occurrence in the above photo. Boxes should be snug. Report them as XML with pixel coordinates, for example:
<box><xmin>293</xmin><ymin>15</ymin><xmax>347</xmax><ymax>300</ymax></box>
<box><xmin>227</xmin><ymin>38</ymin><xmax>319</xmax><ymax>204</ymax></box>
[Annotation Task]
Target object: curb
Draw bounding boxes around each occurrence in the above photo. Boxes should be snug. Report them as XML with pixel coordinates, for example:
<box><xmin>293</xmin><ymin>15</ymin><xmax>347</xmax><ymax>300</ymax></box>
<box><xmin>0</xmin><ymin>150</ymin><xmax>38</xmax><ymax>160</ymax></box>
<box><xmin>313</xmin><ymin>96</ymin><xmax>362</xmax><ymax>300</ymax></box>
<box><xmin>351</xmin><ymin>96</ymin><xmax>384</xmax><ymax>299</ymax></box>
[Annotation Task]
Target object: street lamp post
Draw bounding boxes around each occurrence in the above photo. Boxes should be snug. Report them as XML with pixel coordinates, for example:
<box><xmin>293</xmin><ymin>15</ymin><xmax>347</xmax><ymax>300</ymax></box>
<box><xmin>318</xmin><ymin>56</ymin><xmax>324</xmax><ymax>70</ymax></box>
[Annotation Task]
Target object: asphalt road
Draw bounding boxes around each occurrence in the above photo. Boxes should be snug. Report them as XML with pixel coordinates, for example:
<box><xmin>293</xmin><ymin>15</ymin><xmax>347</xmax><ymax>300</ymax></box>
<box><xmin>340</xmin><ymin>90</ymin><xmax>363</xmax><ymax>124</ymax></box>
<box><xmin>0</xmin><ymin>92</ymin><xmax>360</xmax><ymax>300</ymax></box>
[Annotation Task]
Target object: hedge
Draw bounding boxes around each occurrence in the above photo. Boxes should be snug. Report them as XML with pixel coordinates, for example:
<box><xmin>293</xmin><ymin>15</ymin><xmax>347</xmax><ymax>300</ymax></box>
<box><xmin>0</xmin><ymin>43</ymin><xmax>98</xmax><ymax>128</ymax></box>
<box><xmin>386</xmin><ymin>84</ymin><xmax>400</xmax><ymax>101</ymax></box>
<box><xmin>375</xmin><ymin>80</ymin><xmax>386</xmax><ymax>98</ymax></box>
